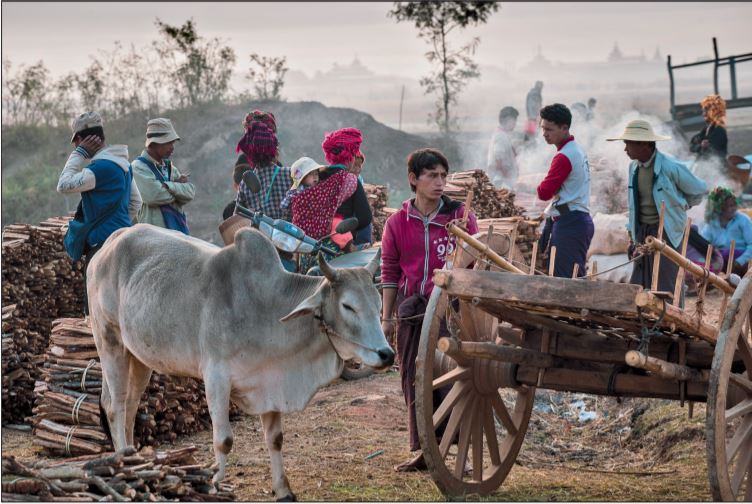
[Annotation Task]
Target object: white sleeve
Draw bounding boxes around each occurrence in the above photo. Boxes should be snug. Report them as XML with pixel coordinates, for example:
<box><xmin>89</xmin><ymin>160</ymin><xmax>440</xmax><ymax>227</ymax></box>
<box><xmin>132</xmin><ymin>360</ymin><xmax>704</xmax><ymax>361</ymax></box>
<box><xmin>128</xmin><ymin>179</ymin><xmax>143</xmax><ymax>223</ymax></box>
<box><xmin>57</xmin><ymin>147</ymin><xmax>96</xmax><ymax>193</ymax></box>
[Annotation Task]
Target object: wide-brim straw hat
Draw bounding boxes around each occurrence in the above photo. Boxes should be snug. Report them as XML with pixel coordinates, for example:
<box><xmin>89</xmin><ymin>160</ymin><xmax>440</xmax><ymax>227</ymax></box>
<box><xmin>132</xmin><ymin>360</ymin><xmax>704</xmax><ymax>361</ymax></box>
<box><xmin>145</xmin><ymin>117</ymin><xmax>181</xmax><ymax>147</ymax></box>
<box><xmin>607</xmin><ymin>119</ymin><xmax>671</xmax><ymax>142</ymax></box>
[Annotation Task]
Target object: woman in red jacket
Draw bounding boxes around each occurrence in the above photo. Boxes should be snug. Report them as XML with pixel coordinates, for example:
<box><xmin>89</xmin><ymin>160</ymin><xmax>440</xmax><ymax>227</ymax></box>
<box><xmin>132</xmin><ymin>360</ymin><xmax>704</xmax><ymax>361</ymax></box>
<box><xmin>380</xmin><ymin>148</ymin><xmax>478</xmax><ymax>472</ymax></box>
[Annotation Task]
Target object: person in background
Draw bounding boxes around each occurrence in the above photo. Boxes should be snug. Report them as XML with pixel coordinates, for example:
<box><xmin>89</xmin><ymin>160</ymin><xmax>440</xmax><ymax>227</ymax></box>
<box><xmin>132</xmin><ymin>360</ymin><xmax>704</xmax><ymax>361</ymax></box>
<box><xmin>536</xmin><ymin>103</ymin><xmax>594</xmax><ymax>278</ymax></box>
<box><xmin>380</xmin><ymin>148</ymin><xmax>478</xmax><ymax>472</ymax></box>
<box><xmin>524</xmin><ymin>80</ymin><xmax>543</xmax><ymax>141</ymax></box>
<box><xmin>132</xmin><ymin>118</ymin><xmax>194</xmax><ymax>234</ymax></box>
<box><xmin>320</xmin><ymin>127</ymin><xmax>373</xmax><ymax>246</ymax></box>
<box><xmin>222</xmin><ymin>155</ymin><xmax>251</xmax><ymax>220</ymax></box>
<box><xmin>235</xmin><ymin>120</ymin><xmax>292</xmax><ymax>220</ymax></box>
<box><xmin>586</xmin><ymin>97</ymin><xmax>597</xmax><ymax>121</ymax></box>
<box><xmin>701</xmin><ymin>186</ymin><xmax>752</xmax><ymax>276</ymax></box>
<box><xmin>57</xmin><ymin>111</ymin><xmax>141</xmax><ymax>314</ymax></box>
<box><xmin>690</xmin><ymin>94</ymin><xmax>728</xmax><ymax>161</ymax></box>
<box><xmin>607</xmin><ymin>119</ymin><xmax>707</xmax><ymax>301</ymax></box>
<box><xmin>486</xmin><ymin>106</ymin><xmax>519</xmax><ymax>188</ymax></box>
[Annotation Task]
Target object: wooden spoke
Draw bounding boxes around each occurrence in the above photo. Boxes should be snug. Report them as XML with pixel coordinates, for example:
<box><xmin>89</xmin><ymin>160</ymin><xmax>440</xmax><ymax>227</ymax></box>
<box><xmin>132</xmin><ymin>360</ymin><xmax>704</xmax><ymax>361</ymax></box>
<box><xmin>727</xmin><ymin>417</ymin><xmax>752</xmax><ymax>465</ymax></box>
<box><xmin>726</xmin><ymin>398</ymin><xmax>752</xmax><ymax>422</ymax></box>
<box><xmin>730</xmin><ymin>444</ymin><xmax>752</xmax><ymax>496</ymax></box>
<box><xmin>439</xmin><ymin>393</ymin><xmax>471</xmax><ymax>459</ymax></box>
<box><xmin>730</xmin><ymin>373</ymin><xmax>752</xmax><ymax>395</ymax></box>
<box><xmin>454</xmin><ymin>396</ymin><xmax>476</xmax><ymax>479</ymax></box>
<box><xmin>490</xmin><ymin>392</ymin><xmax>518</xmax><ymax>437</ymax></box>
<box><xmin>472</xmin><ymin>398</ymin><xmax>485</xmax><ymax>482</ymax></box>
<box><xmin>433</xmin><ymin>366</ymin><xmax>471</xmax><ymax>391</ymax></box>
<box><xmin>482</xmin><ymin>401</ymin><xmax>502</xmax><ymax>466</ymax></box>
<box><xmin>433</xmin><ymin>381</ymin><xmax>469</xmax><ymax>428</ymax></box>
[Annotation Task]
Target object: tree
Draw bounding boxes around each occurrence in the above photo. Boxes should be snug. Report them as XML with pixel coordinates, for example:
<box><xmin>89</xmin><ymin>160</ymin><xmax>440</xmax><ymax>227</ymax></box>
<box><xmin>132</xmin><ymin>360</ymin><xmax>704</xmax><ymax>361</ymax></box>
<box><xmin>2</xmin><ymin>60</ymin><xmax>54</xmax><ymax>126</ymax></box>
<box><xmin>389</xmin><ymin>1</ymin><xmax>499</xmax><ymax>133</ymax></box>
<box><xmin>247</xmin><ymin>53</ymin><xmax>288</xmax><ymax>101</ymax></box>
<box><xmin>154</xmin><ymin>18</ymin><xmax>236</xmax><ymax>107</ymax></box>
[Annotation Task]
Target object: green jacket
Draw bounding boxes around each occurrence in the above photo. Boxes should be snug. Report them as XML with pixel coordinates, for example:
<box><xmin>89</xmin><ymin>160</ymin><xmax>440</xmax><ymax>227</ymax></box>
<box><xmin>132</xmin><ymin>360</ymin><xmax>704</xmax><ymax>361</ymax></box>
<box><xmin>132</xmin><ymin>150</ymin><xmax>195</xmax><ymax>228</ymax></box>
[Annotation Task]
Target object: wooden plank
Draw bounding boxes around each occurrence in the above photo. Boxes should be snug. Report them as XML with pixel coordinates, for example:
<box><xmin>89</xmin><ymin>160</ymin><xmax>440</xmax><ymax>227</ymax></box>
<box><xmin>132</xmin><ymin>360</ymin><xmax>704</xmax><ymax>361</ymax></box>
<box><xmin>434</xmin><ymin>269</ymin><xmax>643</xmax><ymax>314</ymax></box>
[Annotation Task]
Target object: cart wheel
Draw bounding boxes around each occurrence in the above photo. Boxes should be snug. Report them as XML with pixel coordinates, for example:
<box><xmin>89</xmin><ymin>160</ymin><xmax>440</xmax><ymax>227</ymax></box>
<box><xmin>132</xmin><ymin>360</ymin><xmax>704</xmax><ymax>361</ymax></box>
<box><xmin>707</xmin><ymin>273</ymin><xmax>752</xmax><ymax>501</ymax></box>
<box><xmin>415</xmin><ymin>286</ymin><xmax>535</xmax><ymax>497</ymax></box>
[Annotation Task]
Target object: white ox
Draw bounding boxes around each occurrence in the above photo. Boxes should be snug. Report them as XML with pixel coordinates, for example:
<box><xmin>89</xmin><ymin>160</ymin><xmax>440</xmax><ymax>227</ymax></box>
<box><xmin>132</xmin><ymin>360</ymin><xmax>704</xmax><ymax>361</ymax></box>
<box><xmin>87</xmin><ymin>224</ymin><xmax>393</xmax><ymax>501</ymax></box>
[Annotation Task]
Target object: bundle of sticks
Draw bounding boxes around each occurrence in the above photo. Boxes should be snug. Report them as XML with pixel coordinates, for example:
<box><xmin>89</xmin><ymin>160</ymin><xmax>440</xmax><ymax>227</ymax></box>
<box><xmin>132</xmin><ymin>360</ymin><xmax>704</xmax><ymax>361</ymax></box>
<box><xmin>444</xmin><ymin>170</ymin><xmax>526</xmax><ymax>219</ymax></box>
<box><xmin>2</xmin><ymin>445</ymin><xmax>234</xmax><ymax>501</ymax></box>
<box><xmin>2</xmin><ymin>216</ymin><xmax>85</xmax><ymax>423</ymax></box>
<box><xmin>33</xmin><ymin>318</ymin><xmax>241</xmax><ymax>456</ymax></box>
<box><xmin>476</xmin><ymin>217</ymin><xmax>544</xmax><ymax>270</ymax></box>
<box><xmin>363</xmin><ymin>183</ymin><xmax>389</xmax><ymax>241</ymax></box>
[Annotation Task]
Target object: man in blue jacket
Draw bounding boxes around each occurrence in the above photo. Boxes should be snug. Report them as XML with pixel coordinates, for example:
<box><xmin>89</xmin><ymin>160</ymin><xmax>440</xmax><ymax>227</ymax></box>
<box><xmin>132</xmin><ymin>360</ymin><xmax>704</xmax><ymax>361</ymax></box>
<box><xmin>57</xmin><ymin>111</ymin><xmax>142</xmax><ymax>314</ymax></box>
<box><xmin>608</xmin><ymin>119</ymin><xmax>707</xmax><ymax>302</ymax></box>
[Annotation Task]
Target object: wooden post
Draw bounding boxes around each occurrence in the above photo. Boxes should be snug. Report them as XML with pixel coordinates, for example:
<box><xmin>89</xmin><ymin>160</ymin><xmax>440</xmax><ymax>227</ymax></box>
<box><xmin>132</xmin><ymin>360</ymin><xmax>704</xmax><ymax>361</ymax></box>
<box><xmin>590</xmin><ymin>260</ymin><xmax>598</xmax><ymax>280</ymax></box>
<box><xmin>644</xmin><ymin>236</ymin><xmax>735</xmax><ymax>294</ymax></box>
<box><xmin>673</xmin><ymin>219</ymin><xmax>691</xmax><ymax>304</ymax></box>
<box><xmin>529</xmin><ymin>241</ymin><xmax>538</xmax><ymax>276</ymax></box>
<box><xmin>695</xmin><ymin>244</ymin><xmax>713</xmax><ymax>324</ymax></box>
<box><xmin>651</xmin><ymin>202</ymin><xmax>666</xmax><ymax>291</ymax></box>
<box><xmin>548</xmin><ymin>246</ymin><xmax>557</xmax><ymax>276</ymax></box>
<box><xmin>448</xmin><ymin>192</ymin><xmax>474</xmax><ymax>270</ymax></box>
<box><xmin>571</xmin><ymin>263</ymin><xmax>579</xmax><ymax>279</ymax></box>
<box><xmin>718</xmin><ymin>239</ymin><xmax>736</xmax><ymax>317</ymax></box>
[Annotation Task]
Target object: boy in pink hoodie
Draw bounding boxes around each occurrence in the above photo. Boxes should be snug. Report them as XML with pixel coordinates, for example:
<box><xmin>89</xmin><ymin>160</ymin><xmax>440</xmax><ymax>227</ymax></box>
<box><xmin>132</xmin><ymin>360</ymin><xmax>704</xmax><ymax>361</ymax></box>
<box><xmin>380</xmin><ymin>148</ymin><xmax>478</xmax><ymax>472</ymax></box>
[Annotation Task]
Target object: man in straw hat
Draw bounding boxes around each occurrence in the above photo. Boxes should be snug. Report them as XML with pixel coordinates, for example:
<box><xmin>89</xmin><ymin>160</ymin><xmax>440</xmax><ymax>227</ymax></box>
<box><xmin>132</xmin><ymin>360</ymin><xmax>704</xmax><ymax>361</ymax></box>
<box><xmin>607</xmin><ymin>119</ymin><xmax>707</xmax><ymax>300</ymax></box>
<box><xmin>536</xmin><ymin>103</ymin><xmax>594</xmax><ymax>278</ymax></box>
<box><xmin>57</xmin><ymin>111</ymin><xmax>142</xmax><ymax>314</ymax></box>
<box><xmin>132</xmin><ymin>118</ymin><xmax>195</xmax><ymax>234</ymax></box>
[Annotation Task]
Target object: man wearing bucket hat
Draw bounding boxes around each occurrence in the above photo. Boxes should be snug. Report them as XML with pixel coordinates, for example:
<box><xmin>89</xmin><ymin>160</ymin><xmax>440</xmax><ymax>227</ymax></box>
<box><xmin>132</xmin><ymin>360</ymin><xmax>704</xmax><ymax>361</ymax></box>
<box><xmin>132</xmin><ymin>118</ymin><xmax>195</xmax><ymax>234</ymax></box>
<box><xmin>57</xmin><ymin>111</ymin><xmax>142</xmax><ymax>314</ymax></box>
<box><xmin>607</xmin><ymin>119</ymin><xmax>707</xmax><ymax>300</ymax></box>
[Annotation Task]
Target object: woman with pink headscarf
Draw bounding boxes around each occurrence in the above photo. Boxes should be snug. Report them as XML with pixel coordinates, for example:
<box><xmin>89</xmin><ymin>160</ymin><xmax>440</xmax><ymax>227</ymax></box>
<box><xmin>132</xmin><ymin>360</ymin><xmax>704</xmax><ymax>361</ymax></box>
<box><xmin>319</xmin><ymin>127</ymin><xmax>374</xmax><ymax>245</ymax></box>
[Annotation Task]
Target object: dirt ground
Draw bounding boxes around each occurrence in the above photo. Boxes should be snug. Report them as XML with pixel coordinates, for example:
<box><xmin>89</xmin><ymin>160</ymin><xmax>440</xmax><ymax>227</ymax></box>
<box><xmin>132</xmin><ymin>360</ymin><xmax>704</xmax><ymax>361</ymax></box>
<box><xmin>1</xmin><ymin>291</ymin><xmax>724</xmax><ymax>501</ymax></box>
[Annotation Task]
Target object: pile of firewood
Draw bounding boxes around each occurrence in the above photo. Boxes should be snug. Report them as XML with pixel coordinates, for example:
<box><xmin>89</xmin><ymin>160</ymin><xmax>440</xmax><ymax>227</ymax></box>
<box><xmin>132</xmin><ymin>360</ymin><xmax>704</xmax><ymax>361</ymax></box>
<box><xmin>33</xmin><ymin>318</ymin><xmax>241</xmax><ymax>456</ymax></box>
<box><xmin>2</xmin><ymin>445</ymin><xmax>234</xmax><ymax>501</ymax></box>
<box><xmin>444</xmin><ymin>170</ymin><xmax>526</xmax><ymax>219</ymax></box>
<box><xmin>2</xmin><ymin>216</ymin><xmax>84</xmax><ymax>424</ymax></box>
<box><xmin>363</xmin><ymin>183</ymin><xmax>389</xmax><ymax>241</ymax></box>
<box><xmin>476</xmin><ymin>217</ymin><xmax>544</xmax><ymax>270</ymax></box>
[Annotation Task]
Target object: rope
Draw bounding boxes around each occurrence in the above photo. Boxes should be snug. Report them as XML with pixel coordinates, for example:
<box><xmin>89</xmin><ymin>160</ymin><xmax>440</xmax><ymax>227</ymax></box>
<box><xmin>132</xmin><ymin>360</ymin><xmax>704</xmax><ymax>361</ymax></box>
<box><xmin>80</xmin><ymin>359</ymin><xmax>97</xmax><ymax>392</ymax></box>
<box><xmin>636</xmin><ymin>300</ymin><xmax>667</xmax><ymax>355</ymax></box>
<box><xmin>64</xmin><ymin>425</ymin><xmax>78</xmax><ymax>456</ymax></box>
<box><xmin>70</xmin><ymin>393</ymin><xmax>88</xmax><ymax>425</ymax></box>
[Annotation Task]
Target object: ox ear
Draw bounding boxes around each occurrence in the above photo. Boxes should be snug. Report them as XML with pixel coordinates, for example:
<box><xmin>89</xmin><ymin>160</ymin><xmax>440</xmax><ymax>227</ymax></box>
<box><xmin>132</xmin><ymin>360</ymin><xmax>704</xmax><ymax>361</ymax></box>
<box><xmin>280</xmin><ymin>289</ymin><xmax>322</xmax><ymax>323</ymax></box>
<box><xmin>365</xmin><ymin>248</ymin><xmax>381</xmax><ymax>277</ymax></box>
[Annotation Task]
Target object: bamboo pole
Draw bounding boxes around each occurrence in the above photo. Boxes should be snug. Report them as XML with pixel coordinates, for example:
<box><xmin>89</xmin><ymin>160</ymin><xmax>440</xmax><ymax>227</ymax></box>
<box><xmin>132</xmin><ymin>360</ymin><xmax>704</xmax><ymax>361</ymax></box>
<box><xmin>644</xmin><ymin>236</ymin><xmax>735</xmax><ymax>294</ymax></box>
<box><xmin>673</xmin><ymin>219</ymin><xmax>691</xmax><ymax>303</ymax></box>
<box><xmin>651</xmin><ymin>202</ymin><xmax>666</xmax><ymax>291</ymax></box>
<box><xmin>446</xmin><ymin>223</ymin><xmax>525</xmax><ymax>274</ymax></box>
<box><xmin>635</xmin><ymin>290</ymin><xmax>718</xmax><ymax>343</ymax></box>
<box><xmin>625</xmin><ymin>350</ymin><xmax>708</xmax><ymax>382</ymax></box>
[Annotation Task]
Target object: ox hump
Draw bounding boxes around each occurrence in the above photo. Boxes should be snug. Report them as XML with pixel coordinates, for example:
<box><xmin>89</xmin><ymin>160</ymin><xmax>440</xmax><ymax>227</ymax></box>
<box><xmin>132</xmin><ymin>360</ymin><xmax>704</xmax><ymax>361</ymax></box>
<box><xmin>226</xmin><ymin>227</ymin><xmax>286</xmax><ymax>274</ymax></box>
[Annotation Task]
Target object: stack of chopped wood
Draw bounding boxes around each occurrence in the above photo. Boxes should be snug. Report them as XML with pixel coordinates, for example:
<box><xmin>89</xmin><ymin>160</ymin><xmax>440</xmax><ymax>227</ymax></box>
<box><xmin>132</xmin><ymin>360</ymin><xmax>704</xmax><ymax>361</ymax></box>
<box><xmin>363</xmin><ymin>183</ymin><xmax>389</xmax><ymax>241</ymax></box>
<box><xmin>1</xmin><ymin>445</ymin><xmax>234</xmax><ymax>501</ymax></box>
<box><xmin>33</xmin><ymin>318</ymin><xmax>241</xmax><ymax>456</ymax></box>
<box><xmin>444</xmin><ymin>170</ymin><xmax>526</xmax><ymax>219</ymax></box>
<box><xmin>2</xmin><ymin>216</ymin><xmax>85</xmax><ymax>424</ymax></box>
<box><xmin>476</xmin><ymin>217</ymin><xmax>544</xmax><ymax>270</ymax></box>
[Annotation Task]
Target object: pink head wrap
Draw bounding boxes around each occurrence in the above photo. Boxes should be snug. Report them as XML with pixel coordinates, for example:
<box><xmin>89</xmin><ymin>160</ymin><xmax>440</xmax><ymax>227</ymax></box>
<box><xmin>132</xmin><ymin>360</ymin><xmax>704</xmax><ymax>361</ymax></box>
<box><xmin>321</xmin><ymin>127</ymin><xmax>363</xmax><ymax>166</ymax></box>
<box><xmin>242</xmin><ymin>110</ymin><xmax>277</xmax><ymax>133</ymax></box>
<box><xmin>236</xmin><ymin>121</ymin><xmax>278</xmax><ymax>167</ymax></box>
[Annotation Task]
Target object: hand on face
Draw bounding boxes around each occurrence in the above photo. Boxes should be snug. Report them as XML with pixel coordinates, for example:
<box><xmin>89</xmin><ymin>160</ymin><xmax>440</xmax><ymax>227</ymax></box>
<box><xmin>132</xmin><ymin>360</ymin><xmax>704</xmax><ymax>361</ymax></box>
<box><xmin>77</xmin><ymin>135</ymin><xmax>103</xmax><ymax>156</ymax></box>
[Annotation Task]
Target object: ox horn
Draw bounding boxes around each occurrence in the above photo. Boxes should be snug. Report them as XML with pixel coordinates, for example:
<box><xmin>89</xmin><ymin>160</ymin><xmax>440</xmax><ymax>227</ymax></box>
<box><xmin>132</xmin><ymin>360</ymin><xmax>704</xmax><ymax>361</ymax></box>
<box><xmin>318</xmin><ymin>253</ymin><xmax>339</xmax><ymax>282</ymax></box>
<box><xmin>365</xmin><ymin>248</ymin><xmax>381</xmax><ymax>277</ymax></box>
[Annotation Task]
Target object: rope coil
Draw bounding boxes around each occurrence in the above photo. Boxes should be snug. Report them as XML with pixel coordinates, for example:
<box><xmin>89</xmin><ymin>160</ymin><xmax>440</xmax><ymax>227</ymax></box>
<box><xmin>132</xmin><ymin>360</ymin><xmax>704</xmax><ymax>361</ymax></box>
<box><xmin>64</xmin><ymin>425</ymin><xmax>78</xmax><ymax>456</ymax></box>
<box><xmin>80</xmin><ymin>359</ymin><xmax>97</xmax><ymax>392</ymax></box>
<box><xmin>70</xmin><ymin>393</ymin><xmax>88</xmax><ymax>425</ymax></box>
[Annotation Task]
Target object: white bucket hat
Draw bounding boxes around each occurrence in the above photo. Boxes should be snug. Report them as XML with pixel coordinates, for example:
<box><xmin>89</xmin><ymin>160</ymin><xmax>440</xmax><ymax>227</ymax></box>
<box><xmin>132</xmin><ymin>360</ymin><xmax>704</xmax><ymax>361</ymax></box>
<box><xmin>70</xmin><ymin>111</ymin><xmax>103</xmax><ymax>142</ymax></box>
<box><xmin>607</xmin><ymin>119</ymin><xmax>671</xmax><ymax>142</ymax></box>
<box><xmin>145</xmin><ymin>117</ymin><xmax>181</xmax><ymax>147</ymax></box>
<box><xmin>290</xmin><ymin>157</ymin><xmax>325</xmax><ymax>189</ymax></box>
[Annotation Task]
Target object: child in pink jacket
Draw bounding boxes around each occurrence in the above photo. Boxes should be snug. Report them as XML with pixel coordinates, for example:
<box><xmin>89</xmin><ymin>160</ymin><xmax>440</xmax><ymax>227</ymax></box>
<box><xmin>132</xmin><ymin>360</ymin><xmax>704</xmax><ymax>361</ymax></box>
<box><xmin>380</xmin><ymin>148</ymin><xmax>478</xmax><ymax>472</ymax></box>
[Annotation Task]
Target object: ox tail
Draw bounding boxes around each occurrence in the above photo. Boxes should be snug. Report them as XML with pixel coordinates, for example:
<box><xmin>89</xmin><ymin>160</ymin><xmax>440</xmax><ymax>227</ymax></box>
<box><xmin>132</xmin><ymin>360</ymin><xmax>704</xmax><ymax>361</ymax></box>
<box><xmin>99</xmin><ymin>376</ymin><xmax>114</xmax><ymax>449</ymax></box>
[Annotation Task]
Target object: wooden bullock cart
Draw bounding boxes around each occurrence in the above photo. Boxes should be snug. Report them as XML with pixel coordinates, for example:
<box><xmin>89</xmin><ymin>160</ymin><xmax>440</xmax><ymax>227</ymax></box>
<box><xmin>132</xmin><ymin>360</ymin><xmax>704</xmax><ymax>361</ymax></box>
<box><xmin>414</xmin><ymin>216</ymin><xmax>752</xmax><ymax>501</ymax></box>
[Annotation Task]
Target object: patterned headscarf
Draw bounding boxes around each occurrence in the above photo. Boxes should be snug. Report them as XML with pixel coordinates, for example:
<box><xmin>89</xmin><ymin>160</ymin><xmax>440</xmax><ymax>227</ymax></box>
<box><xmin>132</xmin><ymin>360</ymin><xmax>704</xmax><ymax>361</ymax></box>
<box><xmin>242</xmin><ymin>110</ymin><xmax>277</xmax><ymax>133</ymax></box>
<box><xmin>236</xmin><ymin>121</ymin><xmax>278</xmax><ymax>167</ymax></box>
<box><xmin>705</xmin><ymin>186</ymin><xmax>738</xmax><ymax>222</ymax></box>
<box><xmin>321</xmin><ymin>128</ymin><xmax>363</xmax><ymax>166</ymax></box>
<box><xmin>701</xmin><ymin>95</ymin><xmax>726</xmax><ymax>127</ymax></box>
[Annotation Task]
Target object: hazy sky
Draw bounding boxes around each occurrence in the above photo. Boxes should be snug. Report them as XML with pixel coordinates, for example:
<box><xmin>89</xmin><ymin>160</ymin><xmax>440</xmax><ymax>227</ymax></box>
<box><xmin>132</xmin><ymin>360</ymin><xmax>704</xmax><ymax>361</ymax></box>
<box><xmin>2</xmin><ymin>2</ymin><xmax>751</xmax><ymax>79</ymax></box>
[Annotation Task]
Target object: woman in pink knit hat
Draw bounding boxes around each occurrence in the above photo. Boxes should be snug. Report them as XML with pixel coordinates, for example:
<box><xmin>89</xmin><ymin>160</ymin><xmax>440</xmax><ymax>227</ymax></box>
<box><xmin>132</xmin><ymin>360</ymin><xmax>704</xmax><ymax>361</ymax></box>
<box><xmin>319</xmin><ymin>127</ymin><xmax>373</xmax><ymax>246</ymax></box>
